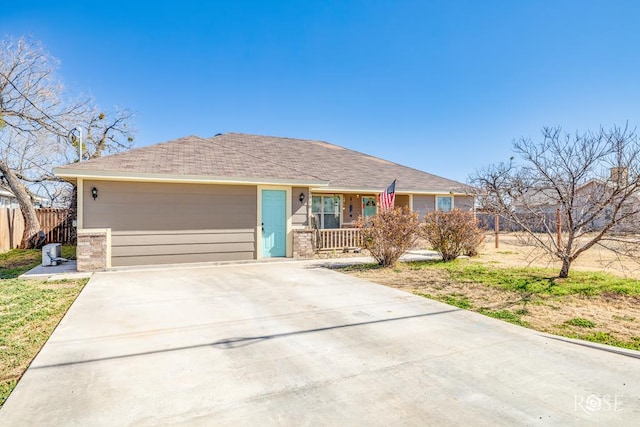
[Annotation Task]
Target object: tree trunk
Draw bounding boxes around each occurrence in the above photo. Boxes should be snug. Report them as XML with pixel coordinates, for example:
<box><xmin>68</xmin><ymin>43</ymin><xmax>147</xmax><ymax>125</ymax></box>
<box><xmin>0</xmin><ymin>160</ymin><xmax>43</xmax><ymax>249</ymax></box>
<box><xmin>559</xmin><ymin>257</ymin><xmax>571</xmax><ymax>278</ymax></box>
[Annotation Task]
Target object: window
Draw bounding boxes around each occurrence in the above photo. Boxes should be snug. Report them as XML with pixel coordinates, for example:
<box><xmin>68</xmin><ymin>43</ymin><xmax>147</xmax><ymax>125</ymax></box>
<box><xmin>436</xmin><ymin>196</ymin><xmax>453</xmax><ymax>212</ymax></box>
<box><xmin>312</xmin><ymin>195</ymin><xmax>341</xmax><ymax>229</ymax></box>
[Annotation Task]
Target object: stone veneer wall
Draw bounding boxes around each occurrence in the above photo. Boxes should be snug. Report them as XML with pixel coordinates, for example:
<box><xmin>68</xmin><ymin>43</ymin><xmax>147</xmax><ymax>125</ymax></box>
<box><xmin>293</xmin><ymin>229</ymin><xmax>315</xmax><ymax>259</ymax></box>
<box><xmin>77</xmin><ymin>229</ymin><xmax>110</xmax><ymax>272</ymax></box>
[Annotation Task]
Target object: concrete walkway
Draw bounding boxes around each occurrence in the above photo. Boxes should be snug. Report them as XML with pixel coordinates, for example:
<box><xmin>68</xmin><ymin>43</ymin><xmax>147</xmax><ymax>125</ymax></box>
<box><xmin>19</xmin><ymin>260</ymin><xmax>92</xmax><ymax>281</ymax></box>
<box><xmin>2</xmin><ymin>262</ymin><xmax>639</xmax><ymax>425</ymax></box>
<box><xmin>19</xmin><ymin>249</ymin><xmax>441</xmax><ymax>279</ymax></box>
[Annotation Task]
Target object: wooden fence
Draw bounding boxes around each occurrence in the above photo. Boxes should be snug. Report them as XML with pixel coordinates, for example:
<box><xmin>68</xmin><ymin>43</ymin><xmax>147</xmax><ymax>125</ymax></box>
<box><xmin>316</xmin><ymin>228</ymin><xmax>362</xmax><ymax>250</ymax></box>
<box><xmin>0</xmin><ymin>208</ymin><xmax>74</xmax><ymax>252</ymax></box>
<box><xmin>0</xmin><ymin>208</ymin><xmax>23</xmax><ymax>252</ymax></box>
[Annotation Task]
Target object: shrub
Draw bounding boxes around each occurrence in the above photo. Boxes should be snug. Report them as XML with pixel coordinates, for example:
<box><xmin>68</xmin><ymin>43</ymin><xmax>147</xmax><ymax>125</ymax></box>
<box><xmin>356</xmin><ymin>206</ymin><xmax>419</xmax><ymax>267</ymax></box>
<box><xmin>421</xmin><ymin>209</ymin><xmax>485</xmax><ymax>261</ymax></box>
<box><xmin>564</xmin><ymin>317</ymin><xmax>596</xmax><ymax>328</ymax></box>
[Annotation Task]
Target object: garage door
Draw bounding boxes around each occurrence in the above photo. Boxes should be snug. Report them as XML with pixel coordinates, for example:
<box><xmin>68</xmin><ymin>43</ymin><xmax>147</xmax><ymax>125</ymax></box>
<box><xmin>83</xmin><ymin>181</ymin><xmax>257</xmax><ymax>266</ymax></box>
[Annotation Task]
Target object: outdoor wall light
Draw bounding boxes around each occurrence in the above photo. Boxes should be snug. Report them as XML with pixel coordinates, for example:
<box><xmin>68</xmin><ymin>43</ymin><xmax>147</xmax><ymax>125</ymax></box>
<box><xmin>91</xmin><ymin>187</ymin><xmax>98</xmax><ymax>200</ymax></box>
<box><xmin>299</xmin><ymin>192</ymin><xmax>305</xmax><ymax>203</ymax></box>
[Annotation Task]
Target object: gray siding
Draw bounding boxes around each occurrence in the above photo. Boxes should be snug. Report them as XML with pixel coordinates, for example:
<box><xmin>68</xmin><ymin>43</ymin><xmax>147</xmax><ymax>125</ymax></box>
<box><xmin>291</xmin><ymin>187</ymin><xmax>309</xmax><ymax>228</ymax></box>
<box><xmin>84</xmin><ymin>181</ymin><xmax>256</xmax><ymax>231</ymax></box>
<box><xmin>413</xmin><ymin>195</ymin><xmax>435</xmax><ymax>218</ymax></box>
<box><xmin>396</xmin><ymin>194</ymin><xmax>410</xmax><ymax>208</ymax></box>
<box><xmin>83</xmin><ymin>181</ymin><xmax>257</xmax><ymax>266</ymax></box>
<box><xmin>413</xmin><ymin>194</ymin><xmax>474</xmax><ymax>217</ymax></box>
<box><xmin>342</xmin><ymin>194</ymin><xmax>372</xmax><ymax>227</ymax></box>
<box><xmin>454</xmin><ymin>195</ymin><xmax>475</xmax><ymax>211</ymax></box>
<box><xmin>111</xmin><ymin>229</ymin><xmax>255</xmax><ymax>266</ymax></box>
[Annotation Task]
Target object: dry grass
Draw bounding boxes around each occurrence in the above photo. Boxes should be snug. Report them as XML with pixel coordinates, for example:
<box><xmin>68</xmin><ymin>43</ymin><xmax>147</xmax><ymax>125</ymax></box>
<box><xmin>478</xmin><ymin>232</ymin><xmax>640</xmax><ymax>278</ymax></box>
<box><xmin>342</xmin><ymin>233</ymin><xmax>640</xmax><ymax>351</ymax></box>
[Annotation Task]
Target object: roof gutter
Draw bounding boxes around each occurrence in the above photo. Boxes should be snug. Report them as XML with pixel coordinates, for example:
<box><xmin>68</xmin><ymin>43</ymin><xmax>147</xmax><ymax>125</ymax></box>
<box><xmin>311</xmin><ymin>187</ymin><xmax>475</xmax><ymax>196</ymax></box>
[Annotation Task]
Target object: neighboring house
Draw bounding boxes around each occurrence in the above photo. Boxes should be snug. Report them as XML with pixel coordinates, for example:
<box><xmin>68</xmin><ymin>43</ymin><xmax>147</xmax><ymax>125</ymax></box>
<box><xmin>0</xmin><ymin>184</ymin><xmax>19</xmax><ymax>208</ymax></box>
<box><xmin>573</xmin><ymin>172</ymin><xmax>638</xmax><ymax>232</ymax></box>
<box><xmin>479</xmin><ymin>167</ymin><xmax>638</xmax><ymax>233</ymax></box>
<box><xmin>0</xmin><ymin>184</ymin><xmax>47</xmax><ymax>209</ymax></box>
<box><xmin>55</xmin><ymin>133</ymin><xmax>474</xmax><ymax>269</ymax></box>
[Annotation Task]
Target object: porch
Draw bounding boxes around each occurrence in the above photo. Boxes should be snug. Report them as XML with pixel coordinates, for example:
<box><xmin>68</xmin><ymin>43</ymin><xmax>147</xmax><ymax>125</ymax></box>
<box><xmin>311</xmin><ymin>193</ymin><xmax>410</xmax><ymax>229</ymax></box>
<box><xmin>315</xmin><ymin>228</ymin><xmax>363</xmax><ymax>251</ymax></box>
<box><xmin>309</xmin><ymin>192</ymin><xmax>410</xmax><ymax>252</ymax></box>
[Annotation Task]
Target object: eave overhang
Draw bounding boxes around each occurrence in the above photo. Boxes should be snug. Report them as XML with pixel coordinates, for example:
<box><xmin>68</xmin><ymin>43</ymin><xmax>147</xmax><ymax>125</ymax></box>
<box><xmin>54</xmin><ymin>168</ymin><xmax>329</xmax><ymax>188</ymax></box>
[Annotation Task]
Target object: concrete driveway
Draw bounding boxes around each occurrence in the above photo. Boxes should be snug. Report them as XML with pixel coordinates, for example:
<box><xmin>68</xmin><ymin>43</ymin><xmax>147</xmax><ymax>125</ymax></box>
<box><xmin>1</xmin><ymin>262</ymin><xmax>639</xmax><ymax>426</ymax></box>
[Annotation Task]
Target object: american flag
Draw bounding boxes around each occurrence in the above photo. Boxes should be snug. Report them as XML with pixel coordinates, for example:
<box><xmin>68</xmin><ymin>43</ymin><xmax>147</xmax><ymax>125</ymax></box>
<box><xmin>378</xmin><ymin>180</ymin><xmax>396</xmax><ymax>210</ymax></box>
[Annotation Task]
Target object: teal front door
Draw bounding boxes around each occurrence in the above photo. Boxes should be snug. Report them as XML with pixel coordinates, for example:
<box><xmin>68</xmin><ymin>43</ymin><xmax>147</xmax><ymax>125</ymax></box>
<box><xmin>363</xmin><ymin>197</ymin><xmax>377</xmax><ymax>218</ymax></box>
<box><xmin>261</xmin><ymin>190</ymin><xmax>286</xmax><ymax>257</ymax></box>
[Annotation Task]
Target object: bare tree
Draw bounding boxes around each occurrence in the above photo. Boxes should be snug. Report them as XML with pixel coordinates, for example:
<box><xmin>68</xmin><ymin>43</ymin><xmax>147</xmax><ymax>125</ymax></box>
<box><xmin>470</xmin><ymin>125</ymin><xmax>640</xmax><ymax>278</ymax></box>
<box><xmin>0</xmin><ymin>37</ymin><xmax>81</xmax><ymax>247</ymax></box>
<box><xmin>82</xmin><ymin>108</ymin><xmax>135</xmax><ymax>160</ymax></box>
<box><xmin>1</xmin><ymin>36</ymin><xmax>134</xmax><ymax>248</ymax></box>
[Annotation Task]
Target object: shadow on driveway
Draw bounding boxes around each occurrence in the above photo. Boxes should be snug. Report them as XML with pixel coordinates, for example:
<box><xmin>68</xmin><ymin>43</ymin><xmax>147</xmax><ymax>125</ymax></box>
<box><xmin>32</xmin><ymin>308</ymin><xmax>460</xmax><ymax>369</ymax></box>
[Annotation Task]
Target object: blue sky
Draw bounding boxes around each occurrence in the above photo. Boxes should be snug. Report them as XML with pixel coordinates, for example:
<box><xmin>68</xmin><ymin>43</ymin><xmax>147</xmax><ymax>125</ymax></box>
<box><xmin>2</xmin><ymin>1</ymin><xmax>639</xmax><ymax>182</ymax></box>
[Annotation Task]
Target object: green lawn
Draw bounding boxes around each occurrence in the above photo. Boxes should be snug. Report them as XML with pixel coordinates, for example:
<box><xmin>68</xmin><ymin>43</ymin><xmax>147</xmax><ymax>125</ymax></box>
<box><xmin>342</xmin><ymin>260</ymin><xmax>640</xmax><ymax>297</ymax></box>
<box><xmin>0</xmin><ymin>247</ymin><xmax>87</xmax><ymax>408</ymax></box>
<box><xmin>341</xmin><ymin>260</ymin><xmax>640</xmax><ymax>351</ymax></box>
<box><xmin>408</xmin><ymin>260</ymin><xmax>640</xmax><ymax>297</ymax></box>
<box><xmin>0</xmin><ymin>246</ymin><xmax>77</xmax><ymax>279</ymax></box>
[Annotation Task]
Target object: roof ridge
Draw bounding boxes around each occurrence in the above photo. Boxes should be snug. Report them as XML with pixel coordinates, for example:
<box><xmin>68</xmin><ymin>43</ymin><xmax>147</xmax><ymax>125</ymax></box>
<box><xmin>224</xmin><ymin>132</ymin><xmax>469</xmax><ymax>189</ymax></box>
<box><xmin>224</xmin><ymin>132</ymin><xmax>327</xmax><ymax>144</ymax></box>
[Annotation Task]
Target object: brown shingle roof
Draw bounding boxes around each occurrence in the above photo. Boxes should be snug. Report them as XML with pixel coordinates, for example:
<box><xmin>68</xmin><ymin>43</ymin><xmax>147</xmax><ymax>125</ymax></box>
<box><xmin>56</xmin><ymin>133</ymin><xmax>470</xmax><ymax>192</ymax></box>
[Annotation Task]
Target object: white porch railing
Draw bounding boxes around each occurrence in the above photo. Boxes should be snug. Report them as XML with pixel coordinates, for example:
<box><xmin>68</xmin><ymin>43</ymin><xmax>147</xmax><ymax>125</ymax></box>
<box><xmin>316</xmin><ymin>228</ymin><xmax>362</xmax><ymax>250</ymax></box>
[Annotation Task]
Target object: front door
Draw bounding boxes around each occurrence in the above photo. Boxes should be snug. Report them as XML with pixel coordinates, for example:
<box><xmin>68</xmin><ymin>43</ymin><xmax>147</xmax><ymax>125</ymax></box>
<box><xmin>261</xmin><ymin>190</ymin><xmax>286</xmax><ymax>257</ymax></box>
<box><xmin>363</xmin><ymin>197</ymin><xmax>377</xmax><ymax>218</ymax></box>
